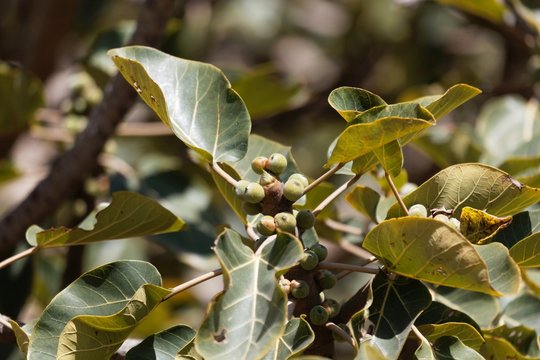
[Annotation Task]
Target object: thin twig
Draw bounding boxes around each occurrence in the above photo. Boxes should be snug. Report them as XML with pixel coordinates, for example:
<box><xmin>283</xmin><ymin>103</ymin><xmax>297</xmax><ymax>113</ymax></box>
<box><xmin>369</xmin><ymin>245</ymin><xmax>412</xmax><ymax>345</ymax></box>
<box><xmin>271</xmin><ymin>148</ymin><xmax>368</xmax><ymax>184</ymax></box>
<box><xmin>0</xmin><ymin>247</ymin><xmax>39</xmax><ymax>271</ymax></box>
<box><xmin>318</xmin><ymin>261</ymin><xmax>379</xmax><ymax>274</ymax></box>
<box><xmin>303</xmin><ymin>163</ymin><xmax>345</xmax><ymax>194</ymax></box>
<box><xmin>211</xmin><ymin>162</ymin><xmax>238</xmax><ymax>187</ymax></box>
<box><xmin>162</xmin><ymin>268</ymin><xmax>223</xmax><ymax>301</ymax></box>
<box><xmin>324</xmin><ymin>218</ymin><xmax>362</xmax><ymax>236</ymax></box>
<box><xmin>0</xmin><ymin>314</ymin><xmax>12</xmax><ymax>329</ymax></box>
<box><xmin>246</xmin><ymin>225</ymin><xmax>259</xmax><ymax>241</ymax></box>
<box><xmin>312</xmin><ymin>174</ymin><xmax>361</xmax><ymax>217</ymax></box>
<box><xmin>385</xmin><ymin>172</ymin><xmax>409</xmax><ymax>215</ymax></box>
<box><xmin>325</xmin><ymin>322</ymin><xmax>355</xmax><ymax>348</ymax></box>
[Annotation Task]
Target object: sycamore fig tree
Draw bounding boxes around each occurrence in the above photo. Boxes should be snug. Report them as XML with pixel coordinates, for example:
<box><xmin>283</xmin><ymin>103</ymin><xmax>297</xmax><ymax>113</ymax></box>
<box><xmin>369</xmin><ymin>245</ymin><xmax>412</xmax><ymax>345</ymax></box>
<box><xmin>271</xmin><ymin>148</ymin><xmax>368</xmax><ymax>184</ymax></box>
<box><xmin>3</xmin><ymin>46</ymin><xmax>540</xmax><ymax>360</ymax></box>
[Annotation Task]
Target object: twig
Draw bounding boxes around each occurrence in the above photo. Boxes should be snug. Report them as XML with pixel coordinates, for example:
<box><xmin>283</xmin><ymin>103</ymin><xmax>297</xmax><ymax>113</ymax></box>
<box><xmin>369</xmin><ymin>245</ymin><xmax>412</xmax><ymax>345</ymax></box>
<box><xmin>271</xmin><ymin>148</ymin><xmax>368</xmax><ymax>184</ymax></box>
<box><xmin>162</xmin><ymin>268</ymin><xmax>223</xmax><ymax>301</ymax></box>
<box><xmin>303</xmin><ymin>163</ymin><xmax>344</xmax><ymax>194</ymax></box>
<box><xmin>312</xmin><ymin>174</ymin><xmax>361</xmax><ymax>217</ymax></box>
<box><xmin>0</xmin><ymin>314</ymin><xmax>12</xmax><ymax>329</ymax></box>
<box><xmin>0</xmin><ymin>247</ymin><xmax>39</xmax><ymax>271</ymax></box>
<box><xmin>385</xmin><ymin>172</ymin><xmax>409</xmax><ymax>215</ymax></box>
<box><xmin>246</xmin><ymin>224</ymin><xmax>259</xmax><ymax>241</ymax></box>
<box><xmin>325</xmin><ymin>322</ymin><xmax>355</xmax><ymax>348</ymax></box>
<box><xmin>318</xmin><ymin>261</ymin><xmax>379</xmax><ymax>275</ymax></box>
<box><xmin>211</xmin><ymin>162</ymin><xmax>238</xmax><ymax>187</ymax></box>
<box><xmin>324</xmin><ymin>218</ymin><xmax>362</xmax><ymax>236</ymax></box>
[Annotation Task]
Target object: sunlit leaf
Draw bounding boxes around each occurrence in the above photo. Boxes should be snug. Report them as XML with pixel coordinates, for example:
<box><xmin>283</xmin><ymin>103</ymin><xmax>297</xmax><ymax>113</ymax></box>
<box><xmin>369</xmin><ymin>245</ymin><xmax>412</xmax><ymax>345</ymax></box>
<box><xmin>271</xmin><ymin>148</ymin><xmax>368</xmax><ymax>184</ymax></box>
<box><xmin>459</xmin><ymin>206</ymin><xmax>512</xmax><ymax>244</ymax></box>
<box><xmin>417</xmin><ymin>322</ymin><xmax>484</xmax><ymax>351</ymax></box>
<box><xmin>430</xmin><ymin>336</ymin><xmax>484</xmax><ymax>360</ymax></box>
<box><xmin>510</xmin><ymin>233</ymin><xmax>540</xmax><ymax>267</ymax></box>
<box><xmin>481</xmin><ymin>335</ymin><xmax>540</xmax><ymax>360</ymax></box>
<box><xmin>388</xmin><ymin>163</ymin><xmax>540</xmax><ymax>218</ymax></box>
<box><xmin>109</xmin><ymin>46</ymin><xmax>251</xmax><ymax>162</ymax></box>
<box><xmin>417</xmin><ymin>84</ymin><xmax>481</xmax><ymax>120</ymax></box>
<box><xmin>363</xmin><ymin>217</ymin><xmax>520</xmax><ymax>295</ymax></box>
<box><xmin>436</xmin><ymin>0</ymin><xmax>506</xmax><ymax>23</ymax></box>
<box><xmin>195</xmin><ymin>230</ymin><xmax>303</xmax><ymax>359</ymax></box>
<box><xmin>125</xmin><ymin>325</ymin><xmax>196</xmax><ymax>359</ymax></box>
<box><xmin>328</xmin><ymin>86</ymin><xmax>387</xmax><ymax>122</ymax></box>
<box><xmin>9</xmin><ymin>320</ymin><xmax>30</xmax><ymax>357</ymax></box>
<box><xmin>27</xmin><ymin>261</ymin><xmax>166</xmax><ymax>360</ymax></box>
<box><xmin>261</xmin><ymin>317</ymin><xmax>314</xmax><ymax>360</ymax></box>
<box><xmin>27</xmin><ymin>191</ymin><xmax>184</xmax><ymax>247</ymax></box>
<box><xmin>484</xmin><ymin>325</ymin><xmax>539</xmax><ymax>357</ymax></box>
<box><xmin>373</xmin><ymin>140</ymin><xmax>403</xmax><ymax>178</ymax></box>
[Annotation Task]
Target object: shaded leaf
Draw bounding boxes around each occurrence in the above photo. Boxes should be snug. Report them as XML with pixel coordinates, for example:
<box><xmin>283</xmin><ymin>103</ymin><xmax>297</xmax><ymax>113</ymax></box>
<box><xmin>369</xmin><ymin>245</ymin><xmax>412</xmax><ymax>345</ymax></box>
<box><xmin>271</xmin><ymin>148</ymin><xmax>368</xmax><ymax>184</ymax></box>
<box><xmin>417</xmin><ymin>323</ymin><xmax>484</xmax><ymax>351</ymax></box>
<box><xmin>388</xmin><ymin>163</ymin><xmax>540</xmax><ymax>218</ymax></box>
<box><xmin>350</xmin><ymin>103</ymin><xmax>434</xmax><ymax>125</ymax></box>
<box><xmin>346</xmin><ymin>185</ymin><xmax>382</xmax><ymax>223</ymax></box>
<box><xmin>510</xmin><ymin>232</ymin><xmax>540</xmax><ymax>267</ymax></box>
<box><xmin>27</xmin><ymin>191</ymin><xmax>185</xmax><ymax>247</ymax></box>
<box><xmin>459</xmin><ymin>206</ymin><xmax>512</xmax><ymax>244</ymax></box>
<box><xmin>196</xmin><ymin>230</ymin><xmax>304</xmax><ymax>359</ymax></box>
<box><xmin>351</xmin><ymin>152</ymin><xmax>379</xmax><ymax>175</ymax></box>
<box><xmin>431</xmin><ymin>336</ymin><xmax>484</xmax><ymax>360</ymax></box>
<box><xmin>9</xmin><ymin>320</ymin><xmax>30</xmax><ymax>357</ymax></box>
<box><xmin>348</xmin><ymin>282</ymin><xmax>374</xmax><ymax>346</ymax></box>
<box><xmin>413</xmin><ymin>329</ymin><xmax>436</xmax><ymax>360</ymax></box>
<box><xmin>373</xmin><ymin>140</ymin><xmax>403</xmax><ymax>178</ymax></box>
<box><xmin>27</xmin><ymin>261</ymin><xmax>166</xmax><ymax>360</ymax></box>
<box><xmin>484</xmin><ymin>325</ymin><xmax>539</xmax><ymax>357</ymax></box>
<box><xmin>415</xmin><ymin>301</ymin><xmax>481</xmax><ymax>333</ymax></box>
<box><xmin>262</xmin><ymin>317</ymin><xmax>314</xmax><ymax>360</ymax></box>
<box><xmin>503</xmin><ymin>294</ymin><xmax>540</xmax><ymax>334</ymax></box>
<box><xmin>363</xmin><ymin>217</ymin><xmax>520</xmax><ymax>295</ymax></box>
<box><xmin>109</xmin><ymin>46</ymin><xmax>251</xmax><ymax>162</ymax></box>
<box><xmin>328</xmin><ymin>86</ymin><xmax>387</xmax><ymax>122</ymax></box>
<box><xmin>495</xmin><ymin>209</ymin><xmax>540</xmax><ymax>248</ymax></box>
<box><xmin>481</xmin><ymin>335</ymin><xmax>540</xmax><ymax>360</ymax></box>
<box><xmin>125</xmin><ymin>325</ymin><xmax>196</xmax><ymax>360</ymax></box>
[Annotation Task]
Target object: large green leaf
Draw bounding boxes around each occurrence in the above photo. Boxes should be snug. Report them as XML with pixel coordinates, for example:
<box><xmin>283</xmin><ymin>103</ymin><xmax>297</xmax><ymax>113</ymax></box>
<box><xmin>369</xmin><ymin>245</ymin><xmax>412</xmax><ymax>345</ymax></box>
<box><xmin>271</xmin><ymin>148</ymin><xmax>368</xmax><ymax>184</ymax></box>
<box><xmin>27</xmin><ymin>261</ymin><xmax>167</xmax><ymax>360</ymax></box>
<box><xmin>27</xmin><ymin>191</ymin><xmax>185</xmax><ymax>247</ymax></box>
<box><xmin>262</xmin><ymin>317</ymin><xmax>314</xmax><ymax>360</ymax></box>
<box><xmin>419</xmin><ymin>84</ymin><xmax>481</xmax><ymax>120</ymax></box>
<box><xmin>125</xmin><ymin>325</ymin><xmax>196</xmax><ymax>359</ymax></box>
<box><xmin>195</xmin><ymin>230</ymin><xmax>303</xmax><ymax>359</ymax></box>
<box><xmin>415</xmin><ymin>301</ymin><xmax>481</xmax><ymax>332</ymax></box>
<box><xmin>57</xmin><ymin>284</ymin><xmax>170</xmax><ymax>359</ymax></box>
<box><xmin>503</xmin><ymin>294</ymin><xmax>540</xmax><ymax>333</ymax></box>
<box><xmin>510</xmin><ymin>233</ymin><xmax>540</xmax><ymax>267</ymax></box>
<box><xmin>349</xmin><ymin>103</ymin><xmax>434</xmax><ymax>125</ymax></box>
<box><xmin>484</xmin><ymin>325</ymin><xmax>539</xmax><ymax>357</ymax></box>
<box><xmin>346</xmin><ymin>185</ymin><xmax>382</xmax><ymax>223</ymax></box>
<box><xmin>363</xmin><ymin>217</ymin><xmax>520</xmax><ymax>295</ymax></box>
<box><xmin>373</xmin><ymin>140</ymin><xmax>403</xmax><ymax>177</ymax></box>
<box><xmin>481</xmin><ymin>335</ymin><xmax>540</xmax><ymax>360</ymax></box>
<box><xmin>388</xmin><ymin>163</ymin><xmax>540</xmax><ymax>218</ymax></box>
<box><xmin>109</xmin><ymin>46</ymin><xmax>251</xmax><ymax>162</ymax></box>
<box><xmin>417</xmin><ymin>323</ymin><xmax>484</xmax><ymax>351</ymax></box>
<box><xmin>430</xmin><ymin>336</ymin><xmax>484</xmax><ymax>360</ymax></box>
<box><xmin>358</xmin><ymin>272</ymin><xmax>431</xmax><ymax>359</ymax></box>
<box><xmin>328</xmin><ymin>86</ymin><xmax>387</xmax><ymax>122</ymax></box>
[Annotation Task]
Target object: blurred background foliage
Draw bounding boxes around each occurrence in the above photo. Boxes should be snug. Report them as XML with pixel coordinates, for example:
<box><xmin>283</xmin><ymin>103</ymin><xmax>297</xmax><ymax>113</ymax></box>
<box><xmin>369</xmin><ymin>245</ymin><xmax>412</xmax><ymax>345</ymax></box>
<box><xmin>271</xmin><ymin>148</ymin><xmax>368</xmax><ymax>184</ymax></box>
<box><xmin>2</xmin><ymin>0</ymin><xmax>540</xmax><ymax>358</ymax></box>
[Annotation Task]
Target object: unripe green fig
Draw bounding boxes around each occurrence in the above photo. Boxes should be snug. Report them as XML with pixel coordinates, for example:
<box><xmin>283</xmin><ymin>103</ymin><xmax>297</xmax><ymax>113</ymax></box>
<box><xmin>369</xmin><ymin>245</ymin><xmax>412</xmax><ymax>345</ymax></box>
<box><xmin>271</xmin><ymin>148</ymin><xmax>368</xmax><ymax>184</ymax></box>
<box><xmin>251</xmin><ymin>156</ymin><xmax>268</xmax><ymax>174</ymax></box>
<box><xmin>243</xmin><ymin>202</ymin><xmax>262</xmax><ymax>215</ymax></box>
<box><xmin>290</xmin><ymin>279</ymin><xmax>309</xmax><ymax>299</ymax></box>
<box><xmin>409</xmin><ymin>204</ymin><xmax>428</xmax><ymax>217</ymax></box>
<box><xmin>300</xmin><ymin>250</ymin><xmax>319</xmax><ymax>270</ymax></box>
<box><xmin>449</xmin><ymin>217</ymin><xmax>461</xmax><ymax>231</ymax></box>
<box><xmin>274</xmin><ymin>212</ymin><xmax>297</xmax><ymax>233</ymax></box>
<box><xmin>434</xmin><ymin>214</ymin><xmax>449</xmax><ymax>223</ymax></box>
<box><xmin>309</xmin><ymin>305</ymin><xmax>329</xmax><ymax>325</ymax></box>
<box><xmin>315</xmin><ymin>269</ymin><xmax>337</xmax><ymax>290</ymax></box>
<box><xmin>279</xmin><ymin>278</ymin><xmax>291</xmax><ymax>294</ymax></box>
<box><xmin>259</xmin><ymin>171</ymin><xmax>276</xmax><ymax>186</ymax></box>
<box><xmin>322</xmin><ymin>298</ymin><xmax>341</xmax><ymax>318</ymax></box>
<box><xmin>234</xmin><ymin>180</ymin><xmax>250</xmax><ymax>197</ymax></box>
<box><xmin>283</xmin><ymin>178</ymin><xmax>305</xmax><ymax>202</ymax></box>
<box><xmin>310</xmin><ymin>243</ymin><xmax>328</xmax><ymax>261</ymax></box>
<box><xmin>243</xmin><ymin>182</ymin><xmax>265</xmax><ymax>204</ymax></box>
<box><xmin>257</xmin><ymin>215</ymin><xmax>276</xmax><ymax>236</ymax></box>
<box><xmin>296</xmin><ymin>210</ymin><xmax>315</xmax><ymax>229</ymax></box>
<box><xmin>266</xmin><ymin>153</ymin><xmax>287</xmax><ymax>174</ymax></box>
<box><xmin>289</xmin><ymin>173</ymin><xmax>309</xmax><ymax>187</ymax></box>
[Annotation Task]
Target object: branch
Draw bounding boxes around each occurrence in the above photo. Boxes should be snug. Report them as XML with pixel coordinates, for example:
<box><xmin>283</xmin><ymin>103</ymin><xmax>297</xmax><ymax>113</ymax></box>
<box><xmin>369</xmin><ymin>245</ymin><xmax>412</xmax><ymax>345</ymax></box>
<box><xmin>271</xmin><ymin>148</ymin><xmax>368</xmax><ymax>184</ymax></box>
<box><xmin>0</xmin><ymin>0</ymin><xmax>176</xmax><ymax>258</ymax></box>
<box><xmin>303</xmin><ymin>163</ymin><xmax>344</xmax><ymax>194</ymax></box>
<box><xmin>318</xmin><ymin>261</ymin><xmax>379</xmax><ymax>275</ymax></box>
<box><xmin>211</xmin><ymin>162</ymin><xmax>238</xmax><ymax>187</ymax></box>
<box><xmin>0</xmin><ymin>247</ymin><xmax>38</xmax><ymax>271</ymax></box>
<box><xmin>312</xmin><ymin>174</ymin><xmax>362</xmax><ymax>217</ymax></box>
<box><xmin>162</xmin><ymin>268</ymin><xmax>223</xmax><ymax>302</ymax></box>
<box><xmin>385</xmin><ymin>172</ymin><xmax>409</xmax><ymax>215</ymax></box>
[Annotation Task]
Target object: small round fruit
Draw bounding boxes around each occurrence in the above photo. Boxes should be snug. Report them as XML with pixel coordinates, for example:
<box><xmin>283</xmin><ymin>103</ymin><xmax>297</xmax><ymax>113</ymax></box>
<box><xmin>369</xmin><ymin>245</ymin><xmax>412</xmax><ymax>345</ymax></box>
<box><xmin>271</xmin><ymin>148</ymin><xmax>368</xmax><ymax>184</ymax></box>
<box><xmin>434</xmin><ymin>214</ymin><xmax>449</xmax><ymax>223</ymax></box>
<box><xmin>300</xmin><ymin>250</ymin><xmax>319</xmax><ymax>270</ymax></box>
<box><xmin>244</xmin><ymin>182</ymin><xmax>265</xmax><ymax>204</ymax></box>
<box><xmin>296</xmin><ymin>210</ymin><xmax>315</xmax><ymax>229</ymax></box>
<box><xmin>290</xmin><ymin>280</ymin><xmax>309</xmax><ymax>299</ymax></box>
<box><xmin>257</xmin><ymin>216</ymin><xmax>276</xmax><ymax>236</ymax></box>
<box><xmin>266</xmin><ymin>153</ymin><xmax>287</xmax><ymax>174</ymax></box>
<box><xmin>279</xmin><ymin>278</ymin><xmax>291</xmax><ymax>294</ymax></box>
<box><xmin>315</xmin><ymin>269</ymin><xmax>337</xmax><ymax>290</ymax></box>
<box><xmin>283</xmin><ymin>179</ymin><xmax>305</xmax><ymax>202</ymax></box>
<box><xmin>409</xmin><ymin>204</ymin><xmax>428</xmax><ymax>217</ymax></box>
<box><xmin>310</xmin><ymin>244</ymin><xmax>328</xmax><ymax>261</ymax></box>
<box><xmin>251</xmin><ymin>156</ymin><xmax>268</xmax><ymax>174</ymax></box>
<box><xmin>289</xmin><ymin>173</ymin><xmax>309</xmax><ymax>187</ymax></box>
<box><xmin>449</xmin><ymin>217</ymin><xmax>461</xmax><ymax>231</ymax></box>
<box><xmin>234</xmin><ymin>180</ymin><xmax>250</xmax><ymax>197</ymax></box>
<box><xmin>243</xmin><ymin>202</ymin><xmax>262</xmax><ymax>215</ymax></box>
<box><xmin>309</xmin><ymin>305</ymin><xmax>329</xmax><ymax>326</ymax></box>
<box><xmin>322</xmin><ymin>298</ymin><xmax>341</xmax><ymax>318</ymax></box>
<box><xmin>274</xmin><ymin>212</ymin><xmax>297</xmax><ymax>233</ymax></box>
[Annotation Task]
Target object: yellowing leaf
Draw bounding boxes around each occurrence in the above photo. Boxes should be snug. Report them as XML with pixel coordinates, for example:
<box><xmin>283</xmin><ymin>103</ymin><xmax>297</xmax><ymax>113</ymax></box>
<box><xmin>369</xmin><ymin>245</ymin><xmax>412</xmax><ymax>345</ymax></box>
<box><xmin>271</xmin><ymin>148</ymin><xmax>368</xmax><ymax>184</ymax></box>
<box><xmin>460</xmin><ymin>206</ymin><xmax>512</xmax><ymax>244</ymax></box>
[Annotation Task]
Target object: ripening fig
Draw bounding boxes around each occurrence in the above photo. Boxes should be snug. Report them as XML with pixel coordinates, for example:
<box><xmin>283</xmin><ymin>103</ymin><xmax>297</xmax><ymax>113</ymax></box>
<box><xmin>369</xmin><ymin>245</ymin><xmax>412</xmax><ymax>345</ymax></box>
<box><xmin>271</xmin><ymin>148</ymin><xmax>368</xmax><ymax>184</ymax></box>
<box><xmin>449</xmin><ymin>217</ymin><xmax>461</xmax><ymax>231</ymax></box>
<box><xmin>266</xmin><ymin>153</ymin><xmax>287</xmax><ymax>174</ymax></box>
<box><xmin>310</xmin><ymin>243</ymin><xmax>328</xmax><ymax>261</ymax></box>
<box><xmin>290</xmin><ymin>279</ymin><xmax>309</xmax><ymax>299</ymax></box>
<box><xmin>234</xmin><ymin>180</ymin><xmax>250</xmax><ymax>197</ymax></box>
<box><xmin>300</xmin><ymin>250</ymin><xmax>319</xmax><ymax>270</ymax></box>
<box><xmin>309</xmin><ymin>305</ymin><xmax>329</xmax><ymax>325</ymax></box>
<box><xmin>243</xmin><ymin>202</ymin><xmax>262</xmax><ymax>215</ymax></box>
<box><xmin>259</xmin><ymin>171</ymin><xmax>276</xmax><ymax>186</ymax></box>
<box><xmin>315</xmin><ymin>269</ymin><xmax>337</xmax><ymax>290</ymax></box>
<box><xmin>279</xmin><ymin>278</ymin><xmax>291</xmax><ymax>294</ymax></box>
<box><xmin>274</xmin><ymin>212</ymin><xmax>297</xmax><ymax>233</ymax></box>
<box><xmin>243</xmin><ymin>182</ymin><xmax>265</xmax><ymax>204</ymax></box>
<box><xmin>296</xmin><ymin>210</ymin><xmax>315</xmax><ymax>229</ymax></box>
<box><xmin>409</xmin><ymin>204</ymin><xmax>428</xmax><ymax>217</ymax></box>
<box><xmin>434</xmin><ymin>214</ymin><xmax>449</xmax><ymax>224</ymax></box>
<box><xmin>257</xmin><ymin>215</ymin><xmax>276</xmax><ymax>236</ymax></box>
<box><xmin>251</xmin><ymin>156</ymin><xmax>268</xmax><ymax>174</ymax></box>
<box><xmin>322</xmin><ymin>298</ymin><xmax>341</xmax><ymax>318</ymax></box>
<box><xmin>289</xmin><ymin>173</ymin><xmax>309</xmax><ymax>187</ymax></box>
<box><xmin>283</xmin><ymin>178</ymin><xmax>305</xmax><ymax>202</ymax></box>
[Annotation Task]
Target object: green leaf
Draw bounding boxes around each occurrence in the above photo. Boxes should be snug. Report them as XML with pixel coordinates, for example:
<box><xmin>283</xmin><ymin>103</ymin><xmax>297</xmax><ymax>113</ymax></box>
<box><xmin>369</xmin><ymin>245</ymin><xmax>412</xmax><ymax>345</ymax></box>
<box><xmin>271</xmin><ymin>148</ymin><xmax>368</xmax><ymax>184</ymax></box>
<box><xmin>363</xmin><ymin>217</ymin><xmax>520</xmax><ymax>295</ymax></box>
<box><xmin>125</xmin><ymin>325</ymin><xmax>196</xmax><ymax>359</ymax></box>
<box><xmin>28</xmin><ymin>191</ymin><xmax>185</xmax><ymax>247</ymax></box>
<box><xmin>510</xmin><ymin>232</ymin><xmax>540</xmax><ymax>267</ymax></box>
<box><xmin>349</xmin><ymin>103</ymin><xmax>434</xmax><ymax>125</ymax></box>
<box><xmin>328</xmin><ymin>86</ymin><xmax>387</xmax><ymax>122</ymax></box>
<box><xmin>431</xmin><ymin>336</ymin><xmax>484</xmax><ymax>360</ymax></box>
<box><xmin>459</xmin><ymin>206</ymin><xmax>512</xmax><ymax>244</ymax></box>
<box><xmin>57</xmin><ymin>284</ymin><xmax>170</xmax><ymax>359</ymax></box>
<box><xmin>195</xmin><ymin>229</ymin><xmax>304</xmax><ymax>359</ymax></box>
<box><xmin>373</xmin><ymin>140</ymin><xmax>403</xmax><ymax>177</ymax></box>
<box><xmin>503</xmin><ymin>294</ymin><xmax>540</xmax><ymax>334</ymax></box>
<box><xmin>415</xmin><ymin>301</ymin><xmax>481</xmax><ymax>332</ymax></box>
<box><xmin>27</xmin><ymin>260</ymin><xmax>167</xmax><ymax>360</ymax></box>
<box><xmin>495</xmin><ymin>209</ymin><xmax>540</xmax><ymax>248</ymax></box>
<box><xmin>9</xmin><ymin>320</ymin><xmax>30</xmax><ymax>357</ymax></box>
<box><xmin>420</xmin><ymin>84</ymin><xmax>481</xmax><ymax>120</ymax></box>
<box><xmin>481</xmin><ymin>335</ymin><xmax>540</xmax><ymax>360</ymax></box>
<box><xmin>262</xmin><ymin>317</ymin><xmax>314</xmax><ymax>360</ymax></box>
<box><xmin>436</xmin><ymin>0</ymin><xmax>506</xmax><ymax>23</ymax></box>
<box><xmin>358</xmin><ymin>272</ymin><xmax>431</xmax><ymax>359</ymax></box>
<box><xmin>388</xmin><ymin>163</ymin><xmax>540</xmax><ymax>218</ymax></box>
<box><xmin>346</xmin><ymin>185</ymin><xmax>382</xmax><ymax>223</ymax></box>
<box><xmin>109</xmin><ymin>46</ymin><xmax>251</xmax><ymax>162</ymax></box>
<box><xmin>351</xmin><ymin>152</ymin><xmax>380</xmax><ymax>175</ymax></box>
<box><xmin>484</xmin><ymin>325</ymin><xmax>539</xmax><ymax>357</ymax></box>
<box><xmin>417</xmin><ymin>323</ymin><xmax>484</xmax><ymax>351</ymax></box>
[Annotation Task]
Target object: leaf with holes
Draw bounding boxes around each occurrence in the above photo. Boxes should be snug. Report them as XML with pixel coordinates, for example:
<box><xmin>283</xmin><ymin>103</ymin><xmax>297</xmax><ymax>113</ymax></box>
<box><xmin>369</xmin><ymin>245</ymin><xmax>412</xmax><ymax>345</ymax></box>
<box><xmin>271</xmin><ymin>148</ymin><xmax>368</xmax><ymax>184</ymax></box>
<box><xmin>261</xmin><ymin>317</ymin><xmax>314</xmax><ymax>360</ymax></box>
<box><xmin>363</xmin><ymin>217</ymin><xmax>520</xmax><ymax>295</ymax></box>
<box><xmin>109</xmin><ymin>46</ymin><xmax>251</xmax><ymax>162</ymax></box>
<box><xmin>125</xmin><ymin>325</ymin><xmax>196</xmax><ymax>359</ymax></box>
<box><xmin>328</xmin><ymin>86</ymin><xmax>387</xmax><ymax>122</ymax></box>
<box><xmin>195</xmin><ymin>229</ymin><xmax>303</xmax><ymax>359</ymax></box>
<box><xmin>27</xmin><ymin>261</ymin><xmax>168</xmax><ymax>360</ymax></box>
<box><xmin>27</xmin><ymin>191</ymin><xmax>184</xmax><ymax>247</ymax></box>
<box><xmin>387</xmin><ymin>164</ymin><xmax>540</xmax><ymax>218</ymax></box>
<box><xmin>484</xmin><ymin>325</ymin><xmax>539</xmax><ymax>357</ymax></box>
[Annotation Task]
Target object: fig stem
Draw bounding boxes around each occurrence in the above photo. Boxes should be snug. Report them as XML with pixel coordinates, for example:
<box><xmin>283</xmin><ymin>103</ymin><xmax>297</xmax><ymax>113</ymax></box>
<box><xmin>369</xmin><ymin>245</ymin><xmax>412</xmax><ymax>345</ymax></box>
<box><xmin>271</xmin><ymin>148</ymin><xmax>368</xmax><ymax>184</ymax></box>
<box><xmin>211</xmin><ymin>161</ymin><xmax>238</xmax><ymax>187</ymax></box>
<box><xmin>303</xmin><ymin>163</ymin><xmax>345</xmax><ymax>194</ymax></box>
<box><xmin>385</xmin><ymin>171</ymin><xmax>409</xmax><ymax>215</ymax></box>
<box><xmin>164</xmin><ymin>268</ymin><xmax>223</xmax><ymax>301</ymax></box>
<box><xmin>312</xmin><ymin>174</ymin><xmax>361</xmax><ymax>217</ymax></box>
